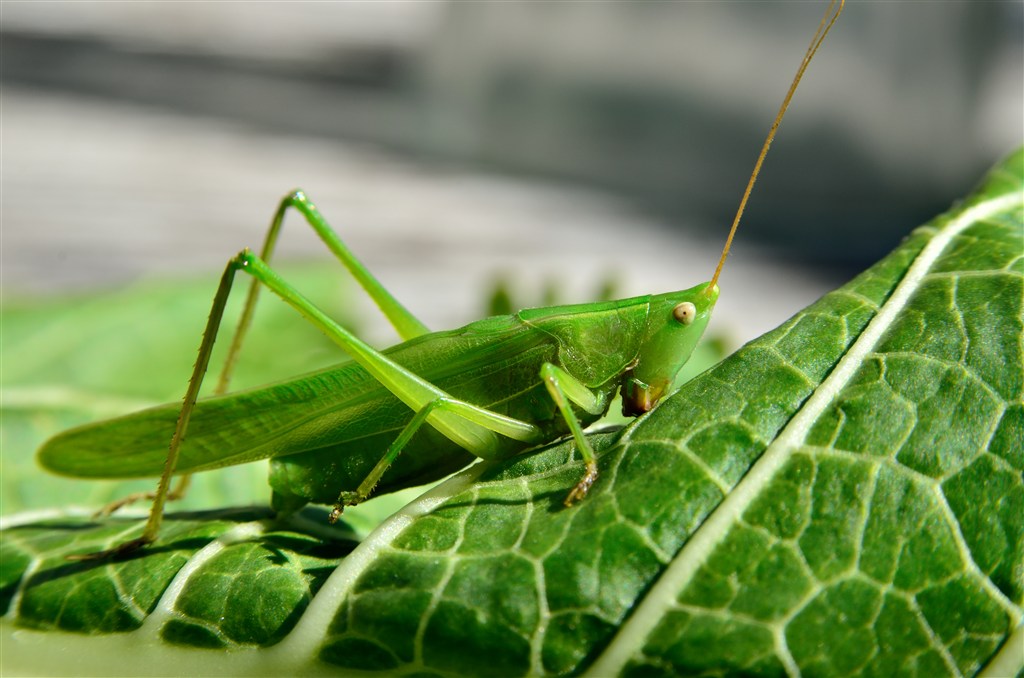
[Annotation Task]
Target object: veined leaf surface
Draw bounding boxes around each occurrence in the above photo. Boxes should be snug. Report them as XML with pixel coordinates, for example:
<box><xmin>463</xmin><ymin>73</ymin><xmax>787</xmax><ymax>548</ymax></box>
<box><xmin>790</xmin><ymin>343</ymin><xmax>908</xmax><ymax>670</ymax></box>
<box><xmin>2</xmin><ymin>149</ymin><xmax>1021</xmax><ymax>677</ymax></box>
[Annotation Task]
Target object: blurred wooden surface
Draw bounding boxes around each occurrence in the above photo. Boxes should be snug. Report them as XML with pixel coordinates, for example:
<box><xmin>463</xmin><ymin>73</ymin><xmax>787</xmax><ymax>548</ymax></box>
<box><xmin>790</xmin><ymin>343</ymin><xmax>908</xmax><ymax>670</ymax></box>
<box><xmin>2</xmin><ymin>2</ymin><xmax>1019</xmax><ymax>269</ymax></box>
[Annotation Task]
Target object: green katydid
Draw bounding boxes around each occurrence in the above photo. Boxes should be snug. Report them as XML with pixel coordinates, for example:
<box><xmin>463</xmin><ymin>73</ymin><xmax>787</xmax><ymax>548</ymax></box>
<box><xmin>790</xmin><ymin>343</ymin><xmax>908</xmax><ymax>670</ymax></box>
<box><xmin>37</xmin><ymin>0</ymin><xmax>844</xmax><ymax>560</ymax></box>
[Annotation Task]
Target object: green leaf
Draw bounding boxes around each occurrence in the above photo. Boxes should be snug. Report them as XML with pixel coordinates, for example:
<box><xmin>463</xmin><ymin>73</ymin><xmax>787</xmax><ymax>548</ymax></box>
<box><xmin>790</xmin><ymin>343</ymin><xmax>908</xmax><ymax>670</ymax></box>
<box><xmin>2</xmin><ymin>150</ymin><xmax>1021</xmax><ymax>677</ymax></box>
<box><xmin>1</xmin><ymin>265</ymin><xmax>384</xmax><ymax>525</ymax></box>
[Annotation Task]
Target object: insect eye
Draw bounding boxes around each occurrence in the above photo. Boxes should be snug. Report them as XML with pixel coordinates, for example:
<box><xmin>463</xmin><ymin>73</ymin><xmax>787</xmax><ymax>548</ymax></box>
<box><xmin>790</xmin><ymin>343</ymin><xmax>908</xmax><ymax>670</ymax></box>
<box><xmin>673</xmin><ymin>302</ymin><xmax>697</xmax><ymax>325</ymax></box>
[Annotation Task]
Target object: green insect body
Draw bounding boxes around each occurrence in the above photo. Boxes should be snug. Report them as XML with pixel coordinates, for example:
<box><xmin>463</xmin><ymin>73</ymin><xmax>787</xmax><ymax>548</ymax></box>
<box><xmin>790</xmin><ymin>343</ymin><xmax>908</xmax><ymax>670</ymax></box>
<box><xmin>36</xmin><ymin>0</ymin><xmax>842</xmax><ymax>558</ymax></box>
<box><xmin>39</xmin><ymin>277</ymin><xmax>716</xmax><ymax>513</ymax></box>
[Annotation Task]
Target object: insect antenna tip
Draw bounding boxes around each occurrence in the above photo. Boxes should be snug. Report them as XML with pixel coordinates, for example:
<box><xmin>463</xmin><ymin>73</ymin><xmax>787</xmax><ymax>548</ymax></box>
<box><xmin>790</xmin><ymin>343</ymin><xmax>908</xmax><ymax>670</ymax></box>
<box><xmin>707</xmin><ymin>0</ymin><xmax>843</xmax><ymax>291</ymax></box>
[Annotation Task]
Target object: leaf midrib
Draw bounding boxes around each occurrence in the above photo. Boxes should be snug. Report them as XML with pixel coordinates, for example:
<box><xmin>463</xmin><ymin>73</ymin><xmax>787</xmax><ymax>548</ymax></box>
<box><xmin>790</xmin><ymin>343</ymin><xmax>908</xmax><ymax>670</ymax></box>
<box><xmin>586</xmin><ymin>192</ymin><xmax>1024</xmax><ymax>677</ymax></box>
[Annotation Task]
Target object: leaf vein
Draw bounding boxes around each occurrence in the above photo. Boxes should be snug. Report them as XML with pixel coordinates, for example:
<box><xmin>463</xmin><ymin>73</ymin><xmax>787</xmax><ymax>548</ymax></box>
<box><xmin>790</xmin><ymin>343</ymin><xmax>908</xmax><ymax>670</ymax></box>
<box><xmin>586</xmin><ymin>191</ymin><xmax>1024</xmax><ymax>677</ymax></box>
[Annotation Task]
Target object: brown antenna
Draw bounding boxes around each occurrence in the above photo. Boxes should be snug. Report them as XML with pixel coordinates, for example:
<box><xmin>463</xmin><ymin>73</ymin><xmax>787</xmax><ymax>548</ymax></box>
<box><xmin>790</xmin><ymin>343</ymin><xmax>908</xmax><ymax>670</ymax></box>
<box><xmin>707</xmin><ymin>0</ymin><xmax>844</xmax><ymax>293</ymax></box>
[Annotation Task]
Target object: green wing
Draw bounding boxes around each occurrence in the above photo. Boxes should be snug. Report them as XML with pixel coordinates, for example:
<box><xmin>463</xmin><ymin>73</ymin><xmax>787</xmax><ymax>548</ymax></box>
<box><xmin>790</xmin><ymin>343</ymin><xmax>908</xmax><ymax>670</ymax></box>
<box><xmin>37</xmin><ymin>315</ymin><xmax>559</xmax><ymax>479</ymax></box>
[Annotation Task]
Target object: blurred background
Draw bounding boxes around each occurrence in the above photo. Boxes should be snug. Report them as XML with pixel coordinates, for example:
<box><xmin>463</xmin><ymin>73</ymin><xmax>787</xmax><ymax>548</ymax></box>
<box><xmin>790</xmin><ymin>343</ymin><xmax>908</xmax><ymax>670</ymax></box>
<box><xmin>2</xmin><ymin>0</ymin><xmax>1022</xmax><ymax>343</ymax></box>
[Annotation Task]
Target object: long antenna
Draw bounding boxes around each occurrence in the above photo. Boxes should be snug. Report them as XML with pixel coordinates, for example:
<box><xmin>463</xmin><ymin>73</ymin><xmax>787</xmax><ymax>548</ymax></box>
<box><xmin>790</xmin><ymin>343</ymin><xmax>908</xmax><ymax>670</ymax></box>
<box><xmin>706</xmin><ymin>0</ymin><xmax>844</xmax><ymax>293</ymax></box>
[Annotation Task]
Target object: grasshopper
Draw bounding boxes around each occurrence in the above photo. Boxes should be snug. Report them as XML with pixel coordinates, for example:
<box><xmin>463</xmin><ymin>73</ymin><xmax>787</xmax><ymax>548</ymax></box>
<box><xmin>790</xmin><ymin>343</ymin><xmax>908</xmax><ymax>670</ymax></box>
<box><xmin>37</xmin><ymin>1</ymin><xmax>843</xmax><ymax>559</ymax></box>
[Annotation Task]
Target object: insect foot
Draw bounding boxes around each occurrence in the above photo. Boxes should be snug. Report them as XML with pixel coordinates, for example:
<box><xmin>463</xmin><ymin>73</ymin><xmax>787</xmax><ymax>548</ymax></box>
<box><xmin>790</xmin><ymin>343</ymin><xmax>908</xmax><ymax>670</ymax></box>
<box><xmin>92</xmin><ymin>491</ymin><xmax>155</xmax><ymax>518</ymax></box>
<box><xmin>67</xmin><ymin>536</ymin><xmax>154</xmax><ymax>562</ymax></box>
<box><xmin>329</xmin><ymin>491</ymin><xmax>363</xmax><ymax>524</ymax></box>
<box><xmin>564</xmin><ymin>461</ymin><xmax>599</xmax><ymax>507</ymax></box>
